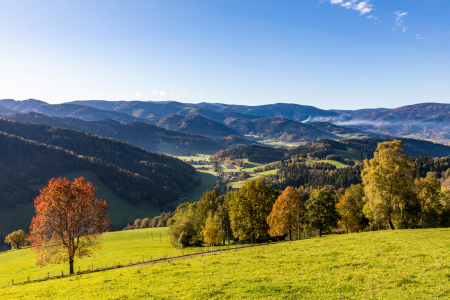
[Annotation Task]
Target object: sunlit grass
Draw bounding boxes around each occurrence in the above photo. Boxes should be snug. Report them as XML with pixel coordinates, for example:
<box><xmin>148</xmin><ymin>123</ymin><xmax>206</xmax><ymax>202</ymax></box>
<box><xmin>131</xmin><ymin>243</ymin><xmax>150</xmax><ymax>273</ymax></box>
<box><xmin>3</xmin><ymin>229</ymin><xmax>450</xmax><ymax>299</ymax></box>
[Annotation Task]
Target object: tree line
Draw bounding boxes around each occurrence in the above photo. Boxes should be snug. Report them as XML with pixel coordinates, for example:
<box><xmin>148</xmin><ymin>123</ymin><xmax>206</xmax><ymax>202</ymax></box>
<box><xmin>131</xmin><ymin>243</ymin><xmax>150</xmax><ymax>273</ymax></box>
<box><xmin>168</xmin><ymin>140</ymin><xmax>450</xmax><ymax>247</ymax></box>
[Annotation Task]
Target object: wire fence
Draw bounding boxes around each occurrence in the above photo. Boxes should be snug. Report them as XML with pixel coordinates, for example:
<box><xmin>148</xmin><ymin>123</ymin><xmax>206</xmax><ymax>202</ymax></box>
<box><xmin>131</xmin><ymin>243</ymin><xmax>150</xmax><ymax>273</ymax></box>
<box><xmin>6</xmin><ymin>228</ymin><xmax>325</xmax><ymax>287</ymax></box>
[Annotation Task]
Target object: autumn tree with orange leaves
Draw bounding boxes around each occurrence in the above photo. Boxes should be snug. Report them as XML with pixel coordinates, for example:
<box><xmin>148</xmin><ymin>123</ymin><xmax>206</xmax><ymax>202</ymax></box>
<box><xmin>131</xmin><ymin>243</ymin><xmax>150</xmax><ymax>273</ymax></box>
<box><xmin>29</xmin><ymin>177</ymin><xmax>110</xmax><ymax>274</ymax></box>
<box><xmin>267</xmin><ymin>186</ymin><xmax>304</xmax><ymax>240</ymax></box>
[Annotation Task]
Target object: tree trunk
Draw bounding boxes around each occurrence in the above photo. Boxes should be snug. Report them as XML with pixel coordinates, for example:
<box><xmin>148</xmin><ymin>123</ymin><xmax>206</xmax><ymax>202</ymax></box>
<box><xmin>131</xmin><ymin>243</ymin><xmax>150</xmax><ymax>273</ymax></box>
<box><xmin>69</xmin><ymin>258</ymin><xmax>74</xmax><ymax>275</ymax></box>
<box><xmin>289</xmin><ymin>229</ymin><xmax>291</xmax><ymax>241</ymax></box>
<box><xmin>389</xmin><ymin>218</ymin><xmax>395</xmax><ymax>230</ymax></box>
<box><xmin>319</xmin><ymin>228</ymin><xmax>322</xmax><ymax>237</ymax></box>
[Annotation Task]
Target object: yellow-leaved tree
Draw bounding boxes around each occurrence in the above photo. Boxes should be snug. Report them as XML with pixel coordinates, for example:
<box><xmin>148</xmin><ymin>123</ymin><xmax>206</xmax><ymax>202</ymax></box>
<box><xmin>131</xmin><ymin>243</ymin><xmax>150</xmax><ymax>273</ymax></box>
<box><xmin>336</xmin><ymin>184</ymin><xmax>366</xmax><ymax>233</ymax></box>
<box><xmin>267</xmin><ymin>186</ymin><xmax>304</xmax><ymax>240</ymax></box>
<box><xmin>5</xmin><ymin>229</ymin><xmax>29</xmax><ymax>250</ymax></box>
<box><xmin>202</xmin><ymin>213</ymin><xmax>225</xmax><ymax>247</ymax></box>
<box><xmin>414</xmin><ymin>174</ymin><xmax>442</xmax><ymax>228</ymax></box>
<box><xmin>362</xmin><ymin>140</ymin><xmax>418</xmax><ymax>229</ymax></box>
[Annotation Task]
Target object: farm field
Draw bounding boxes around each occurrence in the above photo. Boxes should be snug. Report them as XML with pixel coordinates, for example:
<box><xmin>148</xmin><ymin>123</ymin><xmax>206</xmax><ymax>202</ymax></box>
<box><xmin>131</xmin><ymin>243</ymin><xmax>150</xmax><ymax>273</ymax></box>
<box><xmin>262</xmin><ymin>141</ymin><xmax>307</xmax><ymax>148</ymax></box>
<box><xmin>3</xmin><ymin>229</ymin><xmax>450</xmax><ymax>299</ymax></box>
<box><xmin>227</xmin><ymin>169</ymin><xmax>278</xmax><ymax>189</ymax></box>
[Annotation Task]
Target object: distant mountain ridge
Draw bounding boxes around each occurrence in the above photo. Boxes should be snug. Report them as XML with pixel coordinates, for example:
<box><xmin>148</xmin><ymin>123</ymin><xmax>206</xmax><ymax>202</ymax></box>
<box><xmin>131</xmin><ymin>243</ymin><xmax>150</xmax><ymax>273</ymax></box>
<box><xmin>4</xmin><ymin>99</ymin><xmax>450</xmax><ymax>145</ymax></box>
<box><xmin>2</xmin><ymin>112</ymin><xmax>229</xmax><ymax>152</ymax></box>
<box><xmin>148</xmin><ymin>114</ymin><xmax>241</xmax><ymax>138</ymax></box>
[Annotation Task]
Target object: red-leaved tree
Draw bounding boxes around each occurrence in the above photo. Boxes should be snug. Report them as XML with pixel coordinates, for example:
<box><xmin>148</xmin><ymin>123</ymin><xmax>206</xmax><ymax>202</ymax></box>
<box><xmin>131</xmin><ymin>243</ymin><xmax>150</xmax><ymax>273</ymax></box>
<box><xmin>29</xmin><ymin>177</ymin><xmax>110</xmax><ymax>274</ymax></box>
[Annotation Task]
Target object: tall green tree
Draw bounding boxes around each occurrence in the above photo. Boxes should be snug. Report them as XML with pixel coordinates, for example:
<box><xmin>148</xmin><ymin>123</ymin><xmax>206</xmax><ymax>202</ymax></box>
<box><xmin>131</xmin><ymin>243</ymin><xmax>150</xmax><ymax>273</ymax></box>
<box><xmin>336</xmin><ymin>184</ymin><xmax>367</xmax><ymax>233</ymax></box>
<box><xmin>202</xmin><ymin>213</ymin><xmax>225</xmax><ymax>247</ymax></box>
<box><xmin>362</xmin><ymin>140</ymin><xmax>418</xmax><ymax>229</ymax></box>
<box><xmin>193</xmin><ymin>190</ymin><xmax>225</xmax><ymax>241</ymax></box>
<box><xmin>414</xmin><ymin>174</ymin><xmax>442</xmax><ymax>228</ymax></box>
<box><xmin>168</xmin><ymin>202</ymin><xmax>197</xmax><ymax>247</ymax></box>
<box><xmin>304</xmin><ymin>188</ymin><xmax>338</xmax><ymax>237</ymax></box>
<box><xmin>267</xmin><ymin>186</ymin><xmax>304</xmax><ymax>240</ymax></box>
<box><xmin>228</xmin><ymin>179</ymin><xmax>280</xmax><ymax>242</ymax></box>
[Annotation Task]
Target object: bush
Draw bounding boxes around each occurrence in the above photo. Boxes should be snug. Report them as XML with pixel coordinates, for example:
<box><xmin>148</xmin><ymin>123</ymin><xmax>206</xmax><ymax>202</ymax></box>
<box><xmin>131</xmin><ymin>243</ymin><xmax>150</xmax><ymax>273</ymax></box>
<box><xmin>140</xmin><ymin>218</ymin><xmax>151</xmax><ymax>228</ymax></box>
<box><xmin>133</xmin><ymin>219</ymin><xmax>142</xmax><ymax>229</ymax></box>
<box><xmin>150</xmin><ymin>217</ymin><xmax>161</xmax><ymax>228</ymax></box>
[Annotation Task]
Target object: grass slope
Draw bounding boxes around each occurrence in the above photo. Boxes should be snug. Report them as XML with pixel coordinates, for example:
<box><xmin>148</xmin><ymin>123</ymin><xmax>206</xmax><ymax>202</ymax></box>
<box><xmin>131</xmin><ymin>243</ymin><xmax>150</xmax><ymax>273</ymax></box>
<box><xmin>3</xmin><ymin>229</ymin><xmax>450</xmax><ymax>299</ymax></box>
<box><xmin>62</xmin><ymin>171</ymin><xmax>156</xmax><ymax>224</ymax></box>
<box><xmin>170</xmin><ymin>169</ymin><xmax>217</xmax><ymax>205</ymax></box>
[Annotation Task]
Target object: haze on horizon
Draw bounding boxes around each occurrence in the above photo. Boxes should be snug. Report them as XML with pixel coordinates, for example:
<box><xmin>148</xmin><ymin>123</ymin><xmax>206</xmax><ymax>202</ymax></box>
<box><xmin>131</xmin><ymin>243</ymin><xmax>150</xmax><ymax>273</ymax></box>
<box><xmin>0</xmin><ymin>0</ymin><xmax>449</xmax><ymax>110</ymax></box>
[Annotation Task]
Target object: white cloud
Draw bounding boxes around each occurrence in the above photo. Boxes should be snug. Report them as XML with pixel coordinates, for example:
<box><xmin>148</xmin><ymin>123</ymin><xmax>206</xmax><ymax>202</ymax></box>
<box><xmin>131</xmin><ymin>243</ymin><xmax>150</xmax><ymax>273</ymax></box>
<box><xmin>366</xmin><ymin>15</ymin><xmax>378</xmax><ymax>20</ymax></box>
<box><xmin>392</xmin><ymin>11</ymin><xmax>407</xmax><ymax>31</ymax></box>
<box><xmin>170</xmin><ymin>92</ymin><xmax>173</xmax><ymax>95</ymax></box>
<box><xmin>152</xmin><ymin>91</ymin><xmax>158</xmax><ymax>96</ymax></box>
<box><xmin>118</xmin><ymin>94</ymin><xmax>124</xmax><ymax>98</ymax></box>
<box><xmin>329</xmin><ymin>0</ymin><xmax>373</xmax><ymax>16</ymax></box>
<box><xmin>178</xmin><ymin>92</ymin><xmax>188</xmax><ymax>96</ymax></box>
<box><xmin>159</xmin><ymin>91</ymin><xmax>166</xmax><ymax>96</ymax></box>
<box><xmin>134</xmin><ymin>92</ymin><xmax>141</xmax><ymax>97</ymax></box>
<box><xmin>403</xmin><ymin>27</ymin><xmax>407</xmax><ymax>32</ymax></box>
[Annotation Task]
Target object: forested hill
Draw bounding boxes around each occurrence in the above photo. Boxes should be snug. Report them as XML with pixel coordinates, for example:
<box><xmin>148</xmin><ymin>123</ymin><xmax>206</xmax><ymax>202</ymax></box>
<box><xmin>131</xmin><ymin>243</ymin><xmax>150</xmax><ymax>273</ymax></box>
<box><xmin>213</xmin><ymin>138</ymin><xmax>450</xmax><ymax>164</ymax></box>
<box><xmin>0</xmin><ymin>105</ymin><xmax>15</xmax><ymax>115</ymax></box>
<box><xmin>148</xmin><ymin>114</ymin><xmax>241</xmax><ymax>138</ymax></box>
<box><xmin>3</xmin><ymin>112</ymin><xmax>225</xmax><ymax>152</ymax></box>
<box><xmin>0</xmin><ymin>118</ymin><xmax>197</xmax><ymax>210</ymax></box>
<box><xmin>224</xmin><ymin>117</ymin><xmax>338</xmax><ymax>142</ymax></box>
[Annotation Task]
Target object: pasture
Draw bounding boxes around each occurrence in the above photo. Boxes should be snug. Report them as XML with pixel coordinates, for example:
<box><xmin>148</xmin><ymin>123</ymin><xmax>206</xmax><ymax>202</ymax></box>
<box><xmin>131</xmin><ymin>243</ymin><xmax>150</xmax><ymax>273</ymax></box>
<box><xmin>3</xmin><ymin>229</ymin><xmax>450</xmax><ymax>299</ymax></box>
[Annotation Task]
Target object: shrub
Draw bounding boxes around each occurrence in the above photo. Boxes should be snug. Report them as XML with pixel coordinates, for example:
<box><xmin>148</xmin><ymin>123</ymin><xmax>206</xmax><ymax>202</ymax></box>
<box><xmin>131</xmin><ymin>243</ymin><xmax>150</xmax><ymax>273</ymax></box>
<box><xmin>133</xmin><ymin>219</ymin><xmax>142</xmax><ymax>229</ymax></box>
<box><xmin>140</xmin><ymin>218</ymin><xmax>151</xmax><ymax>228</ymax></box>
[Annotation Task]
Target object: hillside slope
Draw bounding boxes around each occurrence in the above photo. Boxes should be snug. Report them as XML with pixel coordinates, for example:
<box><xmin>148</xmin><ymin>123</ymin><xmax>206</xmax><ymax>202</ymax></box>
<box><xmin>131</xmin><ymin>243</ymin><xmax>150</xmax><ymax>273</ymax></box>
<box><xmin>0</xmin><ymin>119</ymin><xmax>197</xmax><ymax>217</ymax></box>
<box><xmin>4</xmin><ymin>112</ymin><xmax>225</xmax><ymax>152</ymax></box>
<box><xmin>225</xmin><ymin>117</ymin><xmax>338</xmax><ymax>142</ymax></box>
<box><xmin>3</xmin><ymin>229</ymin><xmax>450</xmax><ymax>299</ymax></box>
<box><xmin>150</xmin><ymin>114</ymin><xmax>241</xmax><ymax>138</ymax></box>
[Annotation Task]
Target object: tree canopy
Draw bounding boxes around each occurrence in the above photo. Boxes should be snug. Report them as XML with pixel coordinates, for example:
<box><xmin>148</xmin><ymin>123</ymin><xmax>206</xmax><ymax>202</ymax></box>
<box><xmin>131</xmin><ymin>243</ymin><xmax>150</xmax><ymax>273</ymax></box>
<box><xmin>29</xmin><ymin>177</ymin><xmax>110</xmax><ymax>274</ymax></box>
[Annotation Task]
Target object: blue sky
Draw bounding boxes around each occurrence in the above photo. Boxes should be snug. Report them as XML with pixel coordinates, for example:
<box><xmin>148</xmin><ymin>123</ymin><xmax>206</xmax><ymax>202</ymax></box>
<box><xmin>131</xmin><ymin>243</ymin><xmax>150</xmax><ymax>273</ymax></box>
<box><xmin>0</xmin><ymin>0</ymin><xmax>449</xmax><ymax>109</ymax></box>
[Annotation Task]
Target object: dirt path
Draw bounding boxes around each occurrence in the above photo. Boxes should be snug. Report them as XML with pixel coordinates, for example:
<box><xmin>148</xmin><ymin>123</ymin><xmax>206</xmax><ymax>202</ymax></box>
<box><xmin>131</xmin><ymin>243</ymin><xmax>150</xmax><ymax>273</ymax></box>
<box><xmin>122</xmin><ymin>244</ymin><xmax>264</xmax><ymax>269</ymax></box>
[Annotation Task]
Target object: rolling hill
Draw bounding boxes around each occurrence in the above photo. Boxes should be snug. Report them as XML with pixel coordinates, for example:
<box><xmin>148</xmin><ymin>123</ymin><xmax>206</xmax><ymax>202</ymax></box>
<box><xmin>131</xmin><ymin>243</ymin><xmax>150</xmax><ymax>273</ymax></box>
<box><xmin>0</xmin><ymin>118</ymin><xmax>198</xmax><ymax>234</ymax></box>
<box><xmin>0</xmin><ymin>105</ymin><xmax>16</xmax><ymax>116</ymax></box>
<box><xmin>3</xmin><ymin>112</ymin><xmax>225</xmax><ymax>153</ymax></box>
<box><xmin>225</xmin><ymin>117</ymin><xmax>338</xmax><ymax>142</ymax></box>
<box><xmin>149</xmin><ymin>114</ymin><xmax>241</xmax><ymax>138</ymax></box>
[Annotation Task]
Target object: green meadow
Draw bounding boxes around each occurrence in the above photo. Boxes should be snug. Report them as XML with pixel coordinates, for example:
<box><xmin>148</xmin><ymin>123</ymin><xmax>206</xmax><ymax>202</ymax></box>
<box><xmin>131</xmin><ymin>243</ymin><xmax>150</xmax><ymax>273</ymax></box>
<box><xmin>0</xmin><ymin>227</ymin><xmax>242</xmax><ymax>288</ymax></box>
<box><xmin>3</xmin><ymin>229</ymin><xmax>450</xmax><ymax>299</ymax></box>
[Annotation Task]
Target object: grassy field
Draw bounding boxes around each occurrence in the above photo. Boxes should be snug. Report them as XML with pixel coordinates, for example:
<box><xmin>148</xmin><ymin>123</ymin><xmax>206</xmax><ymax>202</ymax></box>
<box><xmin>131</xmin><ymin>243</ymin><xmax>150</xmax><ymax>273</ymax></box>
<box><xmin>169</xmin><ymin>169</ymin><xmax>217</xmax><ymax>206</ymax></box>
<box><xmin>262</xmin><ymin>141</ymin><xmax>307</xmax><ymax>148</ymax></box>
<box><xmin>158</xmin><ymin>141</ymin><xmax>221</xmax><ymax>157</ymax></box>
<box><xmin>320</xmin><ymin>159</ymin><xmax>349</xmax><ymax>169</ymax></box>
<box><xmin>3</xmin><ymin>229</ymin><xmax>450</xmax><ymax>299</ymax></box>
<box><xmin>63</xmin><ymin>171</ymin><xmax>156</xmax><ymax>224</ymax></box>
<box><xmin>227</xmin><ymin>169</ymin><xmax>279</xmax><ymax>189</ymax></box>
<box><xmin>0</xmin><ymin>171</ymin><xmax>152</xmax><ymax>236</ymax></box>
<box><xmin>0</xmin><ymin>227</ymin><xmax>242</xmax><ymax>288</ymax></box>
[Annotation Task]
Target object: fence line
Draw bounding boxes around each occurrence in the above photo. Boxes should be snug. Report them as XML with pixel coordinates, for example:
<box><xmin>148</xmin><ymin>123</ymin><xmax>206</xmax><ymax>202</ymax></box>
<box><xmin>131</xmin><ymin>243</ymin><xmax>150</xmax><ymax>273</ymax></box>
<box><xmin>7</xmin><ymin>229</ymin><xmax>327</xmax><ymax>287</ymax></box>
